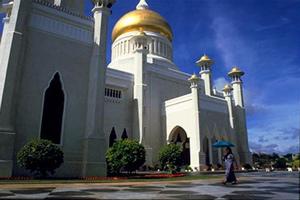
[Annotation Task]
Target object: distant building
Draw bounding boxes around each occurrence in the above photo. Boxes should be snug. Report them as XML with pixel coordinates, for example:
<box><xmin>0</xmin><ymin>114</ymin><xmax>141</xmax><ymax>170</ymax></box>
<box><xmin>0</xmin><ymin>0</ymin><xmax>252</xmax><ymax>177</ymax></box>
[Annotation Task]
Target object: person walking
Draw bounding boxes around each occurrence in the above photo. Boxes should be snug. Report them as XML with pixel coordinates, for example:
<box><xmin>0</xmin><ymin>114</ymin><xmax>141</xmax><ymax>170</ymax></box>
<box><xmin>223</xmin><ymin>147</ymin><xmax>237</xmax><ymax>185</ymax></box>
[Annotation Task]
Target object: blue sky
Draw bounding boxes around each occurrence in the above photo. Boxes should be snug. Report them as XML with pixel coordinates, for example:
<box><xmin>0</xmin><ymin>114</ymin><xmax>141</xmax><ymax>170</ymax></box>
<box><xmin>1</xmin><ymin>0</ymin><xmax>299</xmax><ymax>154</ymax></box>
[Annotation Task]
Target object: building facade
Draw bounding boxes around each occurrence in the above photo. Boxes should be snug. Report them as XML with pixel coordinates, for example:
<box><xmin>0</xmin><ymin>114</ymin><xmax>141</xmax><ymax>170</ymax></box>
<box><xmin>0</xmin><ymin>0</ymin><xmax>252</xmax><ymax>177</ymax></box>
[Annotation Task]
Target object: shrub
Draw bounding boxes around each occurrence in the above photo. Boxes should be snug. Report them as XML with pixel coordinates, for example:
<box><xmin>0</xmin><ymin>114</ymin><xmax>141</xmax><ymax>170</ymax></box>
<box><xmin>106</xmin><ymin>139</ymin><xmax>145</xmax><ymax>175</ymax></box>
<box><xmin>158</xmin><ymin>144</ymin><xmax>182</xmax><ymax>173</ymax></box>
<box><xmin>184</xmin><ymin>165</ymin><xmax>193</xmax><ymax>172</ymax></box>
<box><xmin>273</xmin><ymin>158</ymin><xmax>287</xmax><ymax>169</ymax></box>
<box><xmin>292</xmin><ymin>159</ymin><xmax>300</xmax><ymax>168</ymax></box>
<box><xmin>17</xmin><ymin>139</ymin><xmax>64</xmax><ymax>178</ymax></box>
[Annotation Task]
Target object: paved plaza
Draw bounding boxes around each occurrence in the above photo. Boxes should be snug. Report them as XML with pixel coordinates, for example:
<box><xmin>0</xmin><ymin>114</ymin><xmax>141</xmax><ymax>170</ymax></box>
<box><xmin>0</xmin><ymin>172</ymin><xmax>299</xmax><ymax>199</ymax></box>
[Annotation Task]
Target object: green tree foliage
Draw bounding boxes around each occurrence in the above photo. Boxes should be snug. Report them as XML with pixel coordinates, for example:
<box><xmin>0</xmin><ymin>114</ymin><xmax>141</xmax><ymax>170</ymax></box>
<box><xmin>106</xmin><ymin>139</ymin><xmax>145</xmax><ymax>175</ymax></box>
<box><xmin>158</xmin><ymin>144</ymin><xmax>182</xmax><ymax>173</ymax></box>
<box><xmin>283</xmin><ymin>153</ymin><xmax>293</xmax><ymax>162</ymax></box>
<box><xmin>17</xmin><ymin>139</ymin><xmax>64</xmax><ymax>178</ymax></box>
<box><xmin>273</xmin><ymin>158</ymin><xmax>287</xmax><ymax>169</ymax></box>
<box><xmin>292</xmin><ymin>159</ymin><xmax>300</xmax><ymax>168</ymax></box>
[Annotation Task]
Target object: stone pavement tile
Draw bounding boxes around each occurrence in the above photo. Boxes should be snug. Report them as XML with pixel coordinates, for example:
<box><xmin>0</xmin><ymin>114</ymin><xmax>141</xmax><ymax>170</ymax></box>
<box><xmin>82</xmin><ymin>188</ymin><xmax>121</xmax><ymax>193</ymax></box>
<box><xmin>172</xmin><ymin>194</ymin><xmax>217</xmax><ymax>200</ymax></box>
<box><xmin>45</xmin><ymin>197</ymin><xmax>98</xmax><ymax>200</ymax></box>
<box><xmin>267</xmin><ymin>189</ymin><xmax>299</xmax><ymax>194</ymax></box>
<box><xmin>130</xmin><ymin>185</ymin><xmax>164</xmax><ymax>189</ymax></box>
<box><xmin>232</xmin><ymin>190</ymin><xmax>274</xmax><ymax>195</ymax></box>
<box><xmin>160</xmin><ymin>190</ymin><xmax>196</xmax><ymax>195</ymax></box>
<box><xmin>123</xmin><ymin>188</ymin><xmax>161</xmax><ymax>192</ymax></box>
<box><xmin>10</xmin><ymin>188</ymin><xmax>55</xmax><ymax>195</ymax></box>
<box><xmin>0</xmin><ymin>192</ymin><xmax>15</xmax><ymax>198</ymax></box>
<box><xmin>165</xmin><ymin>185</ymin><xmax>188</xmax><ymax>188</ymax></box>
<box><xmin>49</xmin><ymin>191</ymin><xmax>94</xmax><ymax>196</ymax></box>
<box><xmin>221</xmin><ymin>194</ymin><xmax>272</xmax><ymax>200</ymax></box>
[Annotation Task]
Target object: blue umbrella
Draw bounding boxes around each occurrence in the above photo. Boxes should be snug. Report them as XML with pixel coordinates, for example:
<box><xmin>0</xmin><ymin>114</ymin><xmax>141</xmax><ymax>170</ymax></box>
<box><xmin>212</xmin><ymin>140</ymin><xmax>235</xmax><ymax>148</ymax></box>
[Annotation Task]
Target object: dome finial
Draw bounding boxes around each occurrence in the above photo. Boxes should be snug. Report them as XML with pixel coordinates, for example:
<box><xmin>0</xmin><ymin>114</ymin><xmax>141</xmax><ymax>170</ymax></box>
<box><xmin>136</xmin><ymin>0</ymin><xmax>149</xmax><ymax>10</ymax></box>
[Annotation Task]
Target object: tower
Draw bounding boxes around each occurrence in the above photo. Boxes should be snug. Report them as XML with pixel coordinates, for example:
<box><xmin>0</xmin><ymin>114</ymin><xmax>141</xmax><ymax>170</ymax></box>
<box><xmin>196</xmin><ymin>54</ymin><xmax>214</xmax><ymax>96</ymax></box>
<box><xmin>223</xmin><ymin>84</ymin><xmax>241</xmax><ymax>167</ymax></box>
<box><xmin>228</xmin><ymin>67</ymin><xmax>252</xmax><ymax>165</ymax></box>
<box><xmin>82</xmin><ymin>0</ymin><xmax>116</xmax><ymax>177</ymax></box>
<box><xmin>228</xmin><ymin>66</ymin><xmax>245</xmax><ymax>107</ymax></box>
<box><xmin>223</xmin><ymin>84</ymin><xmax>234</xmax><ymax>129</ymax></box>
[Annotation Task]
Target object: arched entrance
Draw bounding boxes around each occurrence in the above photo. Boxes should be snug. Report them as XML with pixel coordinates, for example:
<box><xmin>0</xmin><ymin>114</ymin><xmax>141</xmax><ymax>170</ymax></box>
<box><xmin>40</xmin><ymin>73</ymin><xmax>64</xmax><ymax>144</ymax></box>
<box><xmin>169</xmin><ymin>126</ymin><xmax>190</xmax><ymax>165</ymax></box>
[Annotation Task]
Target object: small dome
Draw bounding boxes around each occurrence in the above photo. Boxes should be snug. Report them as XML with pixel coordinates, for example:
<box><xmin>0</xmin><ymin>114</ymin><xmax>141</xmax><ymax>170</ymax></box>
<box><xmin>188</xmin><ymin>73</ymin><xmax>200</xmax><ymax>82</ymax></box>
<box><xmin>112</xmin><ymin>0</ymin><xmax>173</xmax><ymax>42</ymax></box>
<box><xmin>196</xmin><ymin>54</ymin><xmax>214</xmax><ymax>66</ymax></box>
<box><xmin>222</xmin><ymin>84</ymin><xmax>233</xmax><ymax>92</ymax></box>
<box><xmin>228</xmin><ymin>66</ymin><xmax>245</xmax><ymax>77</ymax></box>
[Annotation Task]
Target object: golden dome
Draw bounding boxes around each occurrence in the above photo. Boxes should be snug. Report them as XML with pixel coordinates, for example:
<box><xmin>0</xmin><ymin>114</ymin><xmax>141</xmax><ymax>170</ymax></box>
<box><xmin>196</xmin><ymin>54</ymin><xmax>214</xmax><ymax>66</ymax></box>
<box><xmin>222</xmin><ymin>84</ymin><xmax>233</xmax><ymax>92</ymax></box>
<box><xmin>228</xmin><ymin>66</ymin><xmax>245</xmax><ymax>77</ymax></box>
<box><xmin>112</xmin><ymin>1</ymin><xmax>173</xmax><ymax>42</ymax></box>
<box><xmin>188</xmin><ymin>73</ymin><xmax>200</xmax><ymax>82</ymax></box>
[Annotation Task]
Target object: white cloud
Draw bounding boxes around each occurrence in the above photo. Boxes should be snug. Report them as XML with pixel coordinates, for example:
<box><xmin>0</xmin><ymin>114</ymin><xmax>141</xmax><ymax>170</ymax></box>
<box><xmin>210</xmin><ymin>17</ymin><xmax>256</xmax><ymax>71</ymax></box>
<box><xmin>213</xmin><ymin>77</ymin><xmax>228</xmax><ymax>91</ymax></box>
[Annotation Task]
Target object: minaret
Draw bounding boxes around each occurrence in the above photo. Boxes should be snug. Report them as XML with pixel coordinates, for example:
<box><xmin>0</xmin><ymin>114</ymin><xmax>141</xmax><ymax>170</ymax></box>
<box><xmin>223</xmin><ymin>84</ymin><xmax>234</xmax><ymax>129</ymax></box>
<box><xmin>223</xmin><ymin>84</ymin><xmax>241</xmax><ymax>167</ymax></box>
<box><xmin>130</xmin><ymin>30</ymin><xmax>149</xmax><ymax>143</ymax></box>
<box><xmin>196</xmin><ymin>54</ymin><xmax>214</xmax><ymax>96</ymax></box>
<box><xmin>228</xmin><ymin>67</ymin><xmax>252</xmax><ymax>165</ymax></box>
<box><xmin>188</xmin><ymin>74</ymin><xmax>202</xmax><ymax>170</ymax></box>
<box><xmin>228</xmin><ymin>66</ymin><xmax>245</xmax><ymax>107</ymax></box>
<box><xmin>82</xmin><ymin>0</ymin><xmax>116</xmax><ymax>177</ymax></box>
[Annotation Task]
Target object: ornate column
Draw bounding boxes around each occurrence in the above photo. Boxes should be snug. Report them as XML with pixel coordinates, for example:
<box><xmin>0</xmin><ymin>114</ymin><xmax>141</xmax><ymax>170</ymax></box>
<box><xmin>82</xmin><ymin>0</ymin><xmax>116</xmax><ymax>177</ymax></box>
<box><xmin>130</xmin><ymin>31</ymin><xmax>149</xmax><ymax>143</ymax></box>
<box><xmin>188</xmin><ymin>74</ymin><xmax>202</xmax><ymax>170</ymax></box>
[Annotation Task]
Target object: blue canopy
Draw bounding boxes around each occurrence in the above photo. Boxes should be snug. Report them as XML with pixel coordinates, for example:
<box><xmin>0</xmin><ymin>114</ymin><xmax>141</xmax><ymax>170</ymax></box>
<box><xmin>212</xmin><ymin>140</ymin><xmax>235</xmax><ymax>148</ymax></box>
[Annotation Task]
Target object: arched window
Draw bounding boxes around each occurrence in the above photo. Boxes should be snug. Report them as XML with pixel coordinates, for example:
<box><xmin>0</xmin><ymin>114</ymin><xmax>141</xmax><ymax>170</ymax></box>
<box><xmin>40</xmin><ymin>73</ymin><xmax>64</xmax><ymax>144</ymax></box>
<box><xmin>121</xmin><ymin>128</ymin><xmax>128</xmax><ymax>140</ymax></box>
<box><xmin>109</xmin><ymin>127</ymin><xmax>117</xmax><ymax>147</ymax></box>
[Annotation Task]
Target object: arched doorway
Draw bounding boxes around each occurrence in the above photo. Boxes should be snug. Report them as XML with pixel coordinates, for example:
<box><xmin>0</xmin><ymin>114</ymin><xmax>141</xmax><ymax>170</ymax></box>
<box><xmin>109</xmin><ymin>127</ymin><xmax>117</xmax><ymax>147</ymax></box>
<box><xmin>40</xmin><ymin>73</ymin><xmax>64</xmax><ymax>144</ymax></box>
<box><xmin>169</xmin><ymin>126</ymin><xmax>190</xmax><ymax>165</ymax></box>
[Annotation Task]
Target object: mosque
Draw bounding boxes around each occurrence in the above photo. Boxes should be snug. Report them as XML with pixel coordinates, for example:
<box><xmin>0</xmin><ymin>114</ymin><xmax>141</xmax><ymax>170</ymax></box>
<box><xmin>0</xmin><ymin>0</ymin><xmax>252</xmax><ymax>177</ymax></box>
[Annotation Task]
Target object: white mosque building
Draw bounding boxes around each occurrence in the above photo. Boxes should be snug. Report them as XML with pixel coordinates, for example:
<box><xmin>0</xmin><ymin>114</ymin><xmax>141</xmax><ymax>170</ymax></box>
<box><xmin>0</xmin><ymin>0</ymin><xmax>252</xmax><ymax>177</ymax></box>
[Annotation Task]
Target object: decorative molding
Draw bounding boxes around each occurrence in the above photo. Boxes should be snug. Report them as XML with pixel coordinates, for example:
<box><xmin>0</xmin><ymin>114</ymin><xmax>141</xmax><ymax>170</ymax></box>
<box><xmin>29</xmin><ymin>13</ymin><xmax>93</xmax><ymax>44</ymax></box>
<box><xmin>32</xmin><ymin>0</ymin><xmax>92</xmax><ymax>21</ymax></box>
